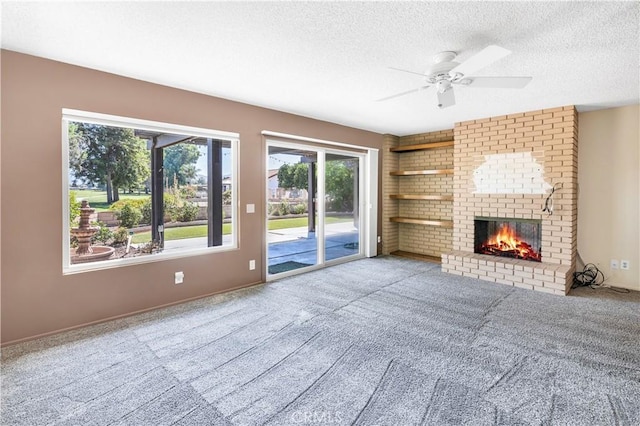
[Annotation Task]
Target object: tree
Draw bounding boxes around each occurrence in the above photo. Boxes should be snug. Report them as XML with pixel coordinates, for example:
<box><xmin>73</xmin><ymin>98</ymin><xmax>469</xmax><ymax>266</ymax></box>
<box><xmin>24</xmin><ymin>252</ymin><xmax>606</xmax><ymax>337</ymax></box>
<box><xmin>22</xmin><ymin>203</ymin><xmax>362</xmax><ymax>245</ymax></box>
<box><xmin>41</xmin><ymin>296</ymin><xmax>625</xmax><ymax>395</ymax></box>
<box><xmin>68</xmin><ymin>123</ymin><xmax>85</xmax><ymax>180</ymax></box>
<box><xmin>325</xmin><ymin>160</ymin><xmax>355</xmax><ymax>212</ymax></box>
<box><xmin>70</xmin><ymin>123</ymin><xmax>150</xmax><ymax>203</ymax></box>
<box><xmin>163</xmin><ymin>143</ymin><xmax>201</xmax><ymax>187</ymax></box>
<box><xmin>277</xmin><ymin>160</ymin><xmax>355</xmax><ymax>211</ymax></box>
<box><xmin>277</xmin><ymin>162</ymin><xmax>308</xmax><ymax>190</ymax></box>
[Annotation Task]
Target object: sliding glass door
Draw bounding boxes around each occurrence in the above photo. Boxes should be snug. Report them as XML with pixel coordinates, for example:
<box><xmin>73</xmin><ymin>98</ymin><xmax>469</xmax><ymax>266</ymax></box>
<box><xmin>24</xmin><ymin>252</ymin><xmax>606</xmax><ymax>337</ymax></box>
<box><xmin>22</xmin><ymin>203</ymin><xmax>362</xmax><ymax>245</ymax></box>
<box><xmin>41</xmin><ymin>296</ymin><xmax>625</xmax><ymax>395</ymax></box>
<box><xmin>324</xmin><ymin>152</ymin><xmax>361</xmax><ymax>262</ymax></box>
<box><xmin>267</xmin><ymin>142</ymin><xmax>363</xmax><ymax>278</ymax></box>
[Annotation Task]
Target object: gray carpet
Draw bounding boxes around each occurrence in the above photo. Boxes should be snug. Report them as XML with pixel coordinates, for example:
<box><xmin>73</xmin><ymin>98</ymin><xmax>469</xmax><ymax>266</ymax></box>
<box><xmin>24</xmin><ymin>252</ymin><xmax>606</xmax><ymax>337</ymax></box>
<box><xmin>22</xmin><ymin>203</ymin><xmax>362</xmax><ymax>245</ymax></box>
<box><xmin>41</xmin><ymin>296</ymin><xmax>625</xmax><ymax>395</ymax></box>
<box><xmin>2</xmin><ymin>256</ymin><xmax>639</xmax><ymax>425</ymax></box>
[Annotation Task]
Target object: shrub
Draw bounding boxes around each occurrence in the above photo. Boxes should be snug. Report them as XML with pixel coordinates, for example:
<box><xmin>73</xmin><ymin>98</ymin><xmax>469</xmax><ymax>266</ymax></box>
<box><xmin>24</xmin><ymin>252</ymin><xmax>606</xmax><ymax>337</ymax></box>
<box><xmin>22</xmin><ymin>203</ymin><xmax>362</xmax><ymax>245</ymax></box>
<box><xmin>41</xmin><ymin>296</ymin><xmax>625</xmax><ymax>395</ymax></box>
<box><xmin>278</xmin><ymin>201</ymin><xmax>290</xmax><ymax>216</ymax></box>
<box><xmin>117</xmin><ymin>203</ymin><xmax>142</xmax><ymax>228</ymax></box>
<box><xmin>109</xmin><ymin>198</ymin><xmax>147</xmax><ymax>212</ymax></box>
<box><xmin>91</xmin><ymin>221</ymin><xmax>113</xmax><ymax>245</ymax></box>
<box><xmin>177</xmin><ymin>202</ymin><xmax>199</xmax><ymax>222</ymax></box>
<box><xmin>112</xmin><ymin>227</ymin><xmax>130</xmax><ymax>245</ymax></box>
<box><xmin>141</xmin><ymin>198</ymin><xmax>152</xmax><ymax>225</ymax></box>
<box><xmin>292</xmin><ymin>203</ymin><xmax>306</xmax><ymax>215</ymax></box>
<box><xmin>164</xmin><ymin>193</ymin><xmax>179</xmax><ymax>222</ymax></box>
<box><xmin>268</xmin><ymin>203</ymin><xmax>284</xmax><ymax>217</ymax></box>
<box><xmin>69</xmin><ymin>191</ymin><xmax>81</xmax><ymax>224</ymax></box>
<box><xmin>223</xmin><ymin>190</ymin><xmax>232</xmax><ymax>205</ymax></box>
<box><xmin>179</xmin><ymin>186</ymin><xmax>197</xmax><ymax>200</ymax></box>
<box><xmin>139</xmin><ymin>195</ymin><xmax>179</xmax><ymax>224</ymax></box>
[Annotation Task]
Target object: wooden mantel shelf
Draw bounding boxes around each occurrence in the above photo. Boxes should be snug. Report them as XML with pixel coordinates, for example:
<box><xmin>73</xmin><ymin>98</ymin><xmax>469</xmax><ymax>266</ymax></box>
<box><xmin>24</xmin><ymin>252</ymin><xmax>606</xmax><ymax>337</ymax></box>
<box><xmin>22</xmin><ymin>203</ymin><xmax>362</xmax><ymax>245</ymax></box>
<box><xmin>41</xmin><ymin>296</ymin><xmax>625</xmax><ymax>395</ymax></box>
<box><xmin>390</xmin><ymin>217</ymin><xmax>454</xmax><ymax>228</ymax></box>
<box><xmin>390</xmin><ymin>169</ymin><xmax>453</xmax><ymax>176</ymax></box>
<box><xmin>390</xmin><ymin>140</ymin><xmax>454</xmax><ymax>152</ymax></box>
<box><xmin>390</xmin><ymin>194</ymin><xmax>453</xmax><ymax>201</ymax></box>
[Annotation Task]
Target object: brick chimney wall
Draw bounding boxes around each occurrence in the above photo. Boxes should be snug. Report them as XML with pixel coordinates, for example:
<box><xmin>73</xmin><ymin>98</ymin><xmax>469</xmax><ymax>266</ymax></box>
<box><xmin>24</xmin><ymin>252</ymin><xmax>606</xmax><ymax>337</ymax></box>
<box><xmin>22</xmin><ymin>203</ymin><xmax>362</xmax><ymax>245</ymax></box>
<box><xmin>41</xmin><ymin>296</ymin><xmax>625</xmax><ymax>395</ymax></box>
<box><xmin>442</xmin><ymin>106</ymin><xmax>578</xmax><ymax>295</ymax></box>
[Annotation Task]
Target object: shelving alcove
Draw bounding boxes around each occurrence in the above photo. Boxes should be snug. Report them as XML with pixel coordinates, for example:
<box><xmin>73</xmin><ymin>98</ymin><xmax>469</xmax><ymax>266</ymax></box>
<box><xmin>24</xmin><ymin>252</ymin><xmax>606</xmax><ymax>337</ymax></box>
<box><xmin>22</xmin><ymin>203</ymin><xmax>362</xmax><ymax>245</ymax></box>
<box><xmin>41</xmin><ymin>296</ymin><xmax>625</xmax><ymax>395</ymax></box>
<box><xmin>387</xmin><ymin>139</ymin><xmax>454</xmax><ymax>261</ymax></box>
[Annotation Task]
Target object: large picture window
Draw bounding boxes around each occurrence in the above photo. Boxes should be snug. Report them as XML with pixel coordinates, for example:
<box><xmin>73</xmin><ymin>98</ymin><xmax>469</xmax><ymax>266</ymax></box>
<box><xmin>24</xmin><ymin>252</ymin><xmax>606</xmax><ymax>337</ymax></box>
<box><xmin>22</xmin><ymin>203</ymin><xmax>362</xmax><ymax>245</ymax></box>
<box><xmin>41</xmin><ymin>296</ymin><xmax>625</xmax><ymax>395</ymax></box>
<box><xmin>63</xmin><ymin>110</ymin><xmax>238</xmax><ymax>273</ymax></box>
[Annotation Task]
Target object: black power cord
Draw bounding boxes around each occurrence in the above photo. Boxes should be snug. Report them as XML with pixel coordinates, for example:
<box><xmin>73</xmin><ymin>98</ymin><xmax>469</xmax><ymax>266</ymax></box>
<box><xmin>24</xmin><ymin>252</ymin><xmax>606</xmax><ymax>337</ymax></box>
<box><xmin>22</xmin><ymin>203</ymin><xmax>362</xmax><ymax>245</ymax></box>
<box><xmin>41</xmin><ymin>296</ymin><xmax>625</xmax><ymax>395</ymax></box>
<box><xmin>572</xmin><ymin>262</ymin><xmax>630</xmax><ymax>293</ymax></box>
<box><xmin>572</xmin><ymin>263</ymin><xmax>605</xmax><ymax>288</ymax></box>
<box><xmin>542</xmin><ymin>183</ymin><xmax>561</xmax><ymax>215</ymax></box>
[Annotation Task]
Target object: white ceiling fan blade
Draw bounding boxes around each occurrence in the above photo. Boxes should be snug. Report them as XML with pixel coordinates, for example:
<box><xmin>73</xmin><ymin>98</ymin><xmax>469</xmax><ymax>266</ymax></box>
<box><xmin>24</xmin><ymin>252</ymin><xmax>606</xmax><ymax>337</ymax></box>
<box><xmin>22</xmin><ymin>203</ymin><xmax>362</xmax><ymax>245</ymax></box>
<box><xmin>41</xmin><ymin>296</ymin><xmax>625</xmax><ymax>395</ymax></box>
<box><xmin>436</xmin><ymin>88</ymin><xmax>455</xmax><ymax>109</ymax></box>
<box><xmin>464</xmin><ymin>76</ymin><xmax>532</xmax><ymax>89</ymax></box>
<box><xmin>388</xmin><ymin>66</ymin><xmax>426</xmax><ymax>77</ymax></box>
<box><xmin>376</xmin><ymin>85</ymin><xmax>431</xmax><ymax>102</ymax></box>
<box><xmin>451</xmin><ymin>45</ymin><xmax>512</xmax><ymax>76</ymax></box>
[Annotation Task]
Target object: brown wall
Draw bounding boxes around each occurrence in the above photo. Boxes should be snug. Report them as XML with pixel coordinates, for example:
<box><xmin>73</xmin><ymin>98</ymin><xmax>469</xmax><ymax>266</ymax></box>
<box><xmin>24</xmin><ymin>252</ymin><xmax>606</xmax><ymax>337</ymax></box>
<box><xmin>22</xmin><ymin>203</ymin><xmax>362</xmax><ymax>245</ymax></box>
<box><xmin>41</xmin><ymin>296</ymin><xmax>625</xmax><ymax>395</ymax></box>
<box><xmin>0</xmin><ymin>50</ymin><xmax>383</xmax><ymax>344</ymax></box>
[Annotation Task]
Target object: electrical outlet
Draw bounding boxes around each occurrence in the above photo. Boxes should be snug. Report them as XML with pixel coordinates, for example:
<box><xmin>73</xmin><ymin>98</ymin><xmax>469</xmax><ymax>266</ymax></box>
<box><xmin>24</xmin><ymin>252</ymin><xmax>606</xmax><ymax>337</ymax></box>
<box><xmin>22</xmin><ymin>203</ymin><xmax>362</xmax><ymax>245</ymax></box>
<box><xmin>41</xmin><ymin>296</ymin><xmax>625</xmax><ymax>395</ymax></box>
<box><xmin>377</xmin><ymin>236</ymin><xmax>381</xmax><ymax>243</ymax></box>
<box><xmin>610</xmin><ymin>260</ymin><xmax>619</xmax><ymax>270</ymax></box>
<box><xmin>620</xmin><ymin>260</ymin><xmax>630</xmax><ymax>270</ymax></box>
<box><xmin>174</xmin><ymin>271</ymin><xmax>184</xmax><ymax>284</ymax></box>
<box><xmin>249</xmin><ymin>260</ymin><xmax>256</xmax><ymax>270</ymax></box>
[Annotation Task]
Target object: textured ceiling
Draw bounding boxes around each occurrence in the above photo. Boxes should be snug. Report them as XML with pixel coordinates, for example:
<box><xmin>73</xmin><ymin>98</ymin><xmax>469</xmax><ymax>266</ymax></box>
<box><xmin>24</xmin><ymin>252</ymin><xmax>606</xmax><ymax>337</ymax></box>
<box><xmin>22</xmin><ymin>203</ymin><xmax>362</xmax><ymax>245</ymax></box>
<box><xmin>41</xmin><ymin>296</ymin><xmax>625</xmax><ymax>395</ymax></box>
<box><xmin>2</xmin><ymin>1</ymin><xmax>638</xmax><ymax>136</ymax></box>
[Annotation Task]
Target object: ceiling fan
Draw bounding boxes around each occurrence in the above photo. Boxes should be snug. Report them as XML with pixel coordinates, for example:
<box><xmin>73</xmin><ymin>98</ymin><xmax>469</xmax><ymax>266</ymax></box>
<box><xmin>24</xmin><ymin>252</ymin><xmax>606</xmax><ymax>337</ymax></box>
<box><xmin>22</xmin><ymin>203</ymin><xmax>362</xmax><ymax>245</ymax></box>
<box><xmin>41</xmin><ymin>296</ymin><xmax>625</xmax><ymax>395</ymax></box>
<box><xmin>378</xmin><ymin>45</ymin><xmax>532</xmax><ymax>108</ymax></box>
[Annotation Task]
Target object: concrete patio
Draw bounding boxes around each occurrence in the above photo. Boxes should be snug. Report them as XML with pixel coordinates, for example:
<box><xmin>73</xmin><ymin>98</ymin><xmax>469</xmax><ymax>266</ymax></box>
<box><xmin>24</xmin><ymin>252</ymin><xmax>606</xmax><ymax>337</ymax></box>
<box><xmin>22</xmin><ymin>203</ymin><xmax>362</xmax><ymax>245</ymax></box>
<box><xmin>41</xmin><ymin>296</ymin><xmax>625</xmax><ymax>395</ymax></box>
<box><xmin>159</xmin><ymin>221</ymin><xmax>360</xmax><ymax>274</ymax></box>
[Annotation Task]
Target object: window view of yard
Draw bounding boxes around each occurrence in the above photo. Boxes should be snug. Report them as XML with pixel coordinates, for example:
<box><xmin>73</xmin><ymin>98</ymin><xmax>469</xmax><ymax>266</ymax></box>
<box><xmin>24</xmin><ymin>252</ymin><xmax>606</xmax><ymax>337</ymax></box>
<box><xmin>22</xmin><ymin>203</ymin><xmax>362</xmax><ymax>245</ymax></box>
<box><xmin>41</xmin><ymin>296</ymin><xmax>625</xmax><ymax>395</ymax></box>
<box><xmin>65</xmin><ymin>113</ymin><xmax>237</xmax><ymax>268</ymax></box>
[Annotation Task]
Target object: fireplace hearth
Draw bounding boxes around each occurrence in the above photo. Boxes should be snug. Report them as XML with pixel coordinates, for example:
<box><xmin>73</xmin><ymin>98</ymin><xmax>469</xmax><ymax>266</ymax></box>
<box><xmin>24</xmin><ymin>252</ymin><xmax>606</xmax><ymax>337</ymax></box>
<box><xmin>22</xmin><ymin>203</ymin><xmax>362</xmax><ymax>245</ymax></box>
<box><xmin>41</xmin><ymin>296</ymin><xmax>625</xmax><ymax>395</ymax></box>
<box><xmin>474</xmin><ymin>217</ymin><xmax>542</xmax><ymax>262</ymax></box>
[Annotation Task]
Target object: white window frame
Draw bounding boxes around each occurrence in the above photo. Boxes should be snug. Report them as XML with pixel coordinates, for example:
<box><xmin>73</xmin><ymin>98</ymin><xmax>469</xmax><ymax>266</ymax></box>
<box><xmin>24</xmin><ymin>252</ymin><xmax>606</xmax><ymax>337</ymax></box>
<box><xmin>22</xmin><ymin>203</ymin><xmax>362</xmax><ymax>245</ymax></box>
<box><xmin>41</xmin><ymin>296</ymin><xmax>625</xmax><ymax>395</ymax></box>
<box><xmin>62</xmin><ymin>109</ymin><xmax>239</xmax><ymax>274</ymax></box>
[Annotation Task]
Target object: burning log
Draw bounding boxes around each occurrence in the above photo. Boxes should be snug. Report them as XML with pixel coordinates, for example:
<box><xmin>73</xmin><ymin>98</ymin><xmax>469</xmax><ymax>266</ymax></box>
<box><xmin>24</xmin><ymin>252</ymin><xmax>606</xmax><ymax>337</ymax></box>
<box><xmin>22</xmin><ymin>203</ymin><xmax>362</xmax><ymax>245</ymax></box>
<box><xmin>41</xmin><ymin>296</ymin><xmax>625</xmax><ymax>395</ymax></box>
<box><xmin>476</xmin><ymin>224</ymin><xmax>541</xmax><ymax>262</ymax></box>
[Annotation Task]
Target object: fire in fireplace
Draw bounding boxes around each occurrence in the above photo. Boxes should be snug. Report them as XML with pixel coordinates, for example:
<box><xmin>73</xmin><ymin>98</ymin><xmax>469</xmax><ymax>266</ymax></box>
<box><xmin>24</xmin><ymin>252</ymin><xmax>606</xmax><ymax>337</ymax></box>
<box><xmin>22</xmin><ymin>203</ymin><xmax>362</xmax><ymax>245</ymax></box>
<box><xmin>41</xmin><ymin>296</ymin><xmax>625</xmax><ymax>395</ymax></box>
<box><xmin>474</xmin><ymin>217</ymin><xmax>542</xmax><ymax>262</ymax></box>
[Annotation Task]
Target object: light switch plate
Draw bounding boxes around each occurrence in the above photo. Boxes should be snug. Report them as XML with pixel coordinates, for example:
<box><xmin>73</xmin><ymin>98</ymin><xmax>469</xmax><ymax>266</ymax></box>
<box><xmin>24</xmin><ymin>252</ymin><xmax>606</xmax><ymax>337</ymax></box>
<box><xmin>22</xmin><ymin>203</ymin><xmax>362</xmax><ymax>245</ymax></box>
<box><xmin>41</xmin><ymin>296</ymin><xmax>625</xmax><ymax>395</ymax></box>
<box><xmin>246</xmin><ymin>203</ymin><xmax>255</xmax><ymax>213</ymax></box>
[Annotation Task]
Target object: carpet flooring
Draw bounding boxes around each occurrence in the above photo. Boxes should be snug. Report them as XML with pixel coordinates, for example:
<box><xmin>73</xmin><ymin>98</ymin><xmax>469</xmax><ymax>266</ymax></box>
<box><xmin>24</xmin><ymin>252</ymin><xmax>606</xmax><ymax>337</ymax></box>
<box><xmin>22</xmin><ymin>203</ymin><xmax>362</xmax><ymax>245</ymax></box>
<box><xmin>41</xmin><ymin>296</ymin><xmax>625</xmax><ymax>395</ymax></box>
<box><xmin>2</xmin><ymin>256</ymin><xmax>639</xmax><ymax>425</ymax></box>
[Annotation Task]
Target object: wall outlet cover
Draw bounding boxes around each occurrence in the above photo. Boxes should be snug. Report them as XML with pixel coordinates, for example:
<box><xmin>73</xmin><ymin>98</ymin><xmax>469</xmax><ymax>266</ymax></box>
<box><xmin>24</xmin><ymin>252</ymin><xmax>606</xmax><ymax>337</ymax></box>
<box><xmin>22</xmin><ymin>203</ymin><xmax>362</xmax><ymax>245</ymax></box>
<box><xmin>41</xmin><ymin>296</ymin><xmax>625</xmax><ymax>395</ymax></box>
<box><xmin>175</xmin><ymin>271</ymin><xmax>184</xmax><ymax>284</ymax></box>
<box><xmin>620</xmin><ymin>260</ymin><xmax>630</xmax><ymax>270</ymax></box>
<box><xmin>610</xmin><ymin>260</ymin><xmax>619</xmax><ymax>270</ymax></box>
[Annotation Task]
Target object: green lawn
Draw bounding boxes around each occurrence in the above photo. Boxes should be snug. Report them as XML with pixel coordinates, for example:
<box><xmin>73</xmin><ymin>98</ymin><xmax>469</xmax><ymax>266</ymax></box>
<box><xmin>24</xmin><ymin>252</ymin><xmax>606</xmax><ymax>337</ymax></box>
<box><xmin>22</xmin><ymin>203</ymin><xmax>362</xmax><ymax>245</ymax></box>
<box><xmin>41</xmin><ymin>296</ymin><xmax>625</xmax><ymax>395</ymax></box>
<box><xmin>131</xmin><ymin>224</ymin><xmax>232</xmax><ymax>244</ymax></box>
<box><xmin>268</xmin><ymin>216</ymin><xmax>308</xmax><ymax>230</ymax></box>
<box><xmin>71</xmin><ymin>190</ymin><xmax>149</xmax><ymax>212</ymax></box>
<box><xmin>130</xmin><ymin>216</ymin><xmax>351</xmax><ymax>244</ymax></box>
<box><xmin>267</xmin><ymin>216</ymin><xmax>351</xmax><ymax>230</ymax></box>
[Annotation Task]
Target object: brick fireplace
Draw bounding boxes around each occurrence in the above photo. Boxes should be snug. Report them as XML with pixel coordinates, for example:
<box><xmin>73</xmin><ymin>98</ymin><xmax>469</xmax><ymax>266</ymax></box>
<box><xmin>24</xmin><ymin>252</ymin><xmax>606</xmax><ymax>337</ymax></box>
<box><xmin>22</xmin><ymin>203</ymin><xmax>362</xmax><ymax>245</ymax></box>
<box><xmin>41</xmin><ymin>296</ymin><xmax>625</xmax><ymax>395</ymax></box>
<box><xmin>442</xmin><ymin>106</ymin><xmax>578</xmax><ymax>295</ymax></box>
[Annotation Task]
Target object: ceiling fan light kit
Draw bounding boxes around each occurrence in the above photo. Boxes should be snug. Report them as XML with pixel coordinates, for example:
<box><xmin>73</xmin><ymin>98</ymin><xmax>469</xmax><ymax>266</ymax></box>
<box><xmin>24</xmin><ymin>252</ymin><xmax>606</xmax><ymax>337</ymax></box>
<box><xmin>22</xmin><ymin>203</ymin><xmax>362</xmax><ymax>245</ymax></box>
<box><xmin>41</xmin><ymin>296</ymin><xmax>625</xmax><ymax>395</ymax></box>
<box><xmin>380</xmin><ymin>45</ymin><xmax>533</xmax><ymax>109</ymax></box>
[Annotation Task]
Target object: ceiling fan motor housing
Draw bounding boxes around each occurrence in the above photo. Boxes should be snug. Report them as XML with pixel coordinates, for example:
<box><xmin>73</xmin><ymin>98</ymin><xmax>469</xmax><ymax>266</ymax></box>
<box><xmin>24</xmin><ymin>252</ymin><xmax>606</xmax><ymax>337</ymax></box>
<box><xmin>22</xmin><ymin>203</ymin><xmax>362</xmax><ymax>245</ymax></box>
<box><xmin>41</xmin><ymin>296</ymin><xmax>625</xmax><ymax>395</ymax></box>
<box><xmin>425</xmin><ymin>52</ymin><xmax>463</xmax><ymax>84</ymax></box>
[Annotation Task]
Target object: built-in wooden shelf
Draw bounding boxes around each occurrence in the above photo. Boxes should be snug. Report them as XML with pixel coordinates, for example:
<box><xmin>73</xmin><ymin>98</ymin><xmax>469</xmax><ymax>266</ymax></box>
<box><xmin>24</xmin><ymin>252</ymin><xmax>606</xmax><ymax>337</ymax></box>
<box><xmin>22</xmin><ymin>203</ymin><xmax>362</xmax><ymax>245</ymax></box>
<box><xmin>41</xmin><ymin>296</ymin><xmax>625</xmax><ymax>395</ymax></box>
<box><xmin>390</xmin><ymin>169</ymin><xmax>453</xmax><ymax>176</ymax></box>
<box><xmin>390</xmin><ymin>140</ymin><xmax>454</xmax><ymax>152</ymax></box>
<box><xmin>391</xmin><ymin>250</ymin><xmax>441</xmax><ymax>264</ymax></box>
<box><xmin>389</xmin><ymin>194</ymin><xmax>453</xmax><ymax>201</ymax></box>
<box><xmin>390</xmin><ymin>217</ymin><xmax>454</xmax><ymax>228</ymax></box>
